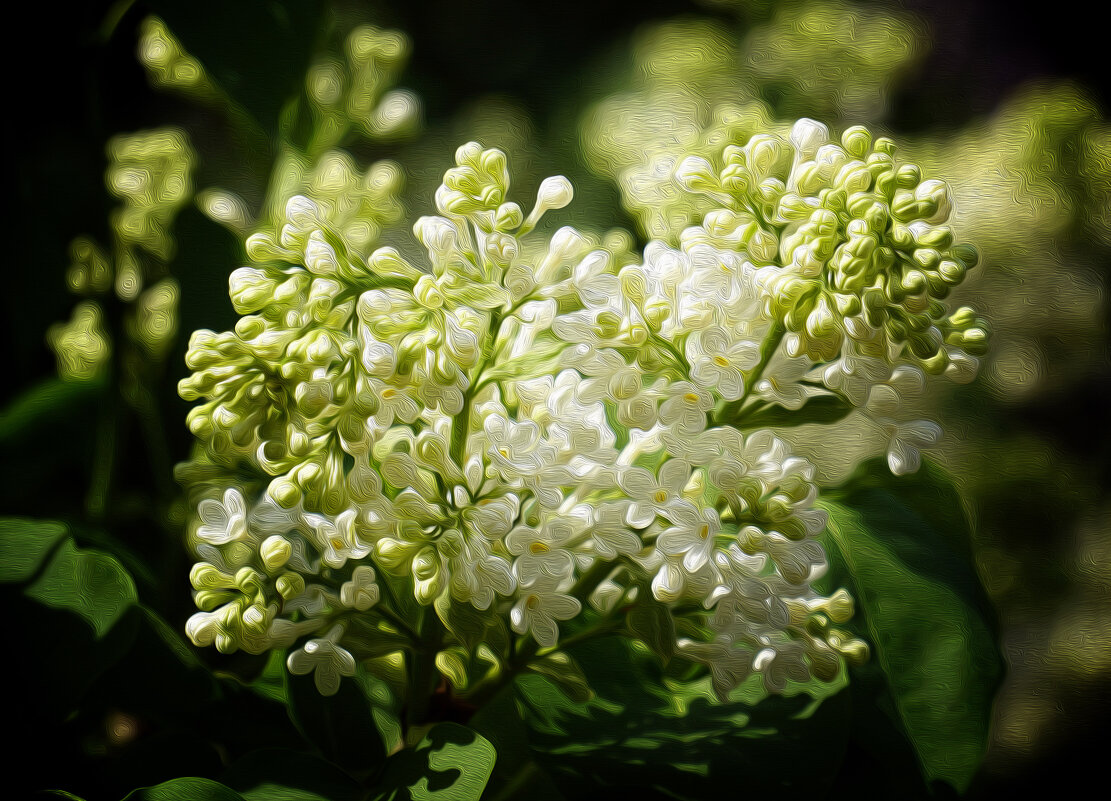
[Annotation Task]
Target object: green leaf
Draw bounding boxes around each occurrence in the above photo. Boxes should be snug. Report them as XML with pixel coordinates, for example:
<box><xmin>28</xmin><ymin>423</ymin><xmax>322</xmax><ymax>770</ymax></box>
<box><xmin>626</xmin><ymin>597</ymin><xmax>676</xmax><ymax>663</ymax></box>
<box><xmin>524</xmin><ymin>652</ymin><xmax>594</xmax><ymax>704</ymax></box>
<box><xmin>221</xmin><ymin>749</ymin><xmax>364</xmax><ymax>801</ymax></box>
<box><xmin>0</xmin><ymin>517</ymin><xmax>68</xmax><ymax>582</ymax></box>
<box><xmin>25</xmin><ymin>537</ymin><xmax>137</xmax><ymax>638</ymax></box>
<box><xmin>819</xmin><ymin>458</ymin><xmax>1003</xmax><ymax>793</ymax></box>
<box><xmin>145</xmin><ymin>1</ymin><xmax>324</xmax><ymax>134</ymax></box>
<box><xmin>123</xmin><ymin>777</ymin><xmax>245</xmax><ymax>801</ymax></box>
<box><xmin>512</xmin><ymin>636</ymin><xmax>849</xmax><ymax>799</ymax></box>
<box><xmin>285</xmin><ymin>665</ymin><xmax>387</xmax><ymax>774</ymax></box>
<box><xmin>0</xmin><ymin>376</ymin><xmax>103</xmax><ymax>443</ymax></box>
<box><xmin>468</xmin><ymin>684</ymin><xmax>564</xmax><ymax>801</ymax></box>
<box><xmin>734</xmin><ymin>393</ymin><xmax>853</xmax><ymax>430</ymax></box>
<box><xmin>371</xmin><ymin>723</ymin><xmax>496</xmax><ymax>801</ymax></box>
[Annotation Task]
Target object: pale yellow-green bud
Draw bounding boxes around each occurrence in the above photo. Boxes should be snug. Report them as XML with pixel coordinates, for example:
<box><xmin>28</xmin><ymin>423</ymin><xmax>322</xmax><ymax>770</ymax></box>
<box><xmin>260</xmin><ymin>535</ymin><xmax>293</xmax><ymax>572</ymax></box>
<box><xmin>276</xmin><ymin>572</ymin><xmax>306</xmax><ymax>600</ymax></box>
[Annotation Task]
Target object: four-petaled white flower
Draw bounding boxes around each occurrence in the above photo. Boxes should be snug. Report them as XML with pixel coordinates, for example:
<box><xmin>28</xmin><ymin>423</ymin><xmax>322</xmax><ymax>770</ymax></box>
<box><xmin>510</xmin><ymin>576</ymin><xmax>582</xmax><ymax>648</ymax></box>
<box><xmin>688</xmin><ymin>326</ymin><xmax>761</xmax><ymax>401</ymax></box>
<box><xmin>287</xmin><ymin>624</ymin><xmax>357</xmax><ymax>696</ymax></box>
<box><xmin>657</xmin><ymin>503</ymin><xmax>722</xmax><ymax>573</ymax></box>
<box><xmin>196</xmin><ymin>488</ymin><xmax>249</xmax><ymax>545</ymax></box>
<box><xmin>619</xmin><ymin>458</ymin><xmax>692</xmax><ymax>528</ymax></box>
<box><xmin>658</xmin><ymin>382</ymin><xmax>714</xmax><ymax>435</ymax></box>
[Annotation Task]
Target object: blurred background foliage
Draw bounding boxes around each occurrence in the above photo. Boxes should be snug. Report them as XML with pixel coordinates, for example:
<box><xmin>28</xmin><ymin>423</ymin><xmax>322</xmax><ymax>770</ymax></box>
<box><xmin>4</xmin><ymin>0</ymin><xmax>1108</xmax><ymax>797</ymax></box>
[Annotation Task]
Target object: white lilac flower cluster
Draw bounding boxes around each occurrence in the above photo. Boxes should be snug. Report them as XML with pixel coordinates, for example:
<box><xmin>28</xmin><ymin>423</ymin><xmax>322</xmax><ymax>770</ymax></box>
<box><xmin>675</xmin><ymin>118</ymin><xmax>989</xmax><ymax>474</ymax></box>
<box><xmin>180</xmin><ymin>122</ymin><xmax>982</xmax><ymax>700</ymax></box>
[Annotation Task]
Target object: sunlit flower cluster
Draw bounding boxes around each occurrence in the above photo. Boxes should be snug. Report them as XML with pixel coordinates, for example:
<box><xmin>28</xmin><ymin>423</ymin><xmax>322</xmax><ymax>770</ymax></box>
<box><xmin>675</xmin><ymin>118</ymin><xmax>988</xmax><ymax>473</ymax></box>
<box><xmin>180</xmin><ymin>123</ymin><xmax>983</xmax><ymax>698</ymax></box>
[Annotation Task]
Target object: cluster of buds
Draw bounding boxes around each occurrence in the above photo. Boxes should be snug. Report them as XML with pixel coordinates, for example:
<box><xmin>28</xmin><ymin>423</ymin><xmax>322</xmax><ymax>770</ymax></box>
<box><xmin>676</xmin><ymin>119</ymin><xmax>988</xmax><ymax>472</ymax></box>
<box><xmin>49</xmin><ymin>129</ymin><xmax>195</xmax><ymax>381</ymax></box>
<box><xmin>180</xmin><ymin>129</ymin><xmax>982</xmax><ymax>702</ymax></box>
<box><xmin>306</xmin><ymin>25</ymin><xmax>420</xmax><ymax>143</ymax></box>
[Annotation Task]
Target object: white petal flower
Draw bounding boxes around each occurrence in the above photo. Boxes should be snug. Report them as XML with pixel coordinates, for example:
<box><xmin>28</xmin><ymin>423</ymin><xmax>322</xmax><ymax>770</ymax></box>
<box><xmin>304</xmin><ymin>509</ymin><xmax>371</xmax><ymax>569</ymax></box>
<box><xmin>196</xmin><ymin>488</ymin><xmax>249</xmax><ymax>545</ymax></box>
<box><xmin>506</xmin><ymin>517</ymin><xmax>578</xmax><ymax>584</ymax></box>
<box><xmin>287</xmin><ymin>625</ymin><xmax>357</xmax><ymax>695</ymax></box>
<box><xmin>658</xmin><ymin>382</ymin><xmax>714</xmax><ymax>436</ymax></box>
<box><xmin>618</xmin><ymin>458</ymin><xmax>691</xmax><ymax>528</ymax></box>
<box><xmin>688</xmin><ymin>326</ymin><xmax>760</xmax><ymax>401</ymax></box>
<box><xmin>657</xmin><ymin>503</ymin><xmax>722</xmax><ymax>573</ymax></box>
<box><xmin>340</xmin><ymin>565</ymin><xmax>380</xmax><ymax>611</ymax></box>
<box><xmin>510</xmin><ymin>577</ymin><xmax>582</xmax><ymax>648</ymax></box>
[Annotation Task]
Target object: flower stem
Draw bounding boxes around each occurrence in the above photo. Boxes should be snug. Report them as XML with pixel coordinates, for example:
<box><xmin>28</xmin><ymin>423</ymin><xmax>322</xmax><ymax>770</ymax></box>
<box><xmin>710</xmin><ymin>319</ymin><xmax>785</xmax><ymax>427</ymax></box>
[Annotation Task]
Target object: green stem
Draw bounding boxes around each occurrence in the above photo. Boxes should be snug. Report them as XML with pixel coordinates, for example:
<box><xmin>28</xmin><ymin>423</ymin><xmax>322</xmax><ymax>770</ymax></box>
<box><xmin>373</xmin><ymin>602</ymin><xmax>421</xmax><ymax>643</ymax></box>
<box><xmin>464</xmin><ymin>559</ymin><xmax>617</xmax><ymax>708</ymax></box>
<box><xmin>709</xmin><ymin>319</ymin><xmax>786</xmax><ymax>427</ymax></box>
<box><xmin>86</xmin><ymin>292</ymin><xmax>125</xmax><ymax>522</ymax></box>
<box><xmin>404</xmin><ymin>609</ymin><xmax>445</xmax><ymax>733</ymax></box>
<box><xmin>654</xmin><ymin>334</ymin><xmax>689</xmax><ymax>377</ymax></box>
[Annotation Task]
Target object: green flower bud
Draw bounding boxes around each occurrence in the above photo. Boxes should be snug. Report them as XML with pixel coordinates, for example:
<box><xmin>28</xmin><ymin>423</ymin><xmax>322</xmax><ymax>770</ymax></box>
<box><xmin>260</xmin><ymin>535</ymin><xmax>293</xmax><ymax>571</ymax></box>
<box><xmin>269</xmin><ymin>476</ymin><xmax>302</xmax><ymax>508</ymax></box>
<box><xmin>841</xmin><ymin>125</ymin><xmax>872</xmax><ymax>158</ymax></box>
<box><xmin>276</xmin><ymin>571</ymin><xmax>305</xmax><ymax>600</ymax></box>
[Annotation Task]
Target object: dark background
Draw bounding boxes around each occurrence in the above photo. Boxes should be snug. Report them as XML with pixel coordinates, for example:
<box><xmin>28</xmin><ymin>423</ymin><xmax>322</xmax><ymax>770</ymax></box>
<box><xmin>5</xmin><ymin>1</ymin><xmax>1108</xmax><ymax>797</ymax></box>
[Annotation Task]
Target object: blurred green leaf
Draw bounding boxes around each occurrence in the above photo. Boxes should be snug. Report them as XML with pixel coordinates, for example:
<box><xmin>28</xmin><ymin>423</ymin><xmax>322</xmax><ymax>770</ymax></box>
<box><xmin>468</xmin><ymin>685</ymin><xmax>563</xmax><ymax>801</ymax></box>
<box><xmin>523</xmin><ymin>652</ymin><xmax>594</xmax><ymax>704</ymax></box>
<box><xmin>146</xmin><ymin>0</ymin><xmax>324</xmax><ymax>133</ymax></box>
<box><xmin>0</xmin><ymin>376</ymin><xmax>104</xmax><ymax>444</ymax></box>
<box><xmin>25</xmin><ymin>537</ymin><xmax>137</xmax><ymax>639</ymax></box>
<box><xmin>820</xmin><ymin>458</ymin><xmax>1004</xmax><ymax>793</ymax></box>
<box><xmin>0</xmin><ymin>517</ymin><xmax>68</xmax><ymax>582</ymax></box>
<box><xmin>0</xmin><ymin>379</ymin><xmax>102</xmax><ymax>515</ymax></box>
<box><xmin>626</xmin><ymin>597</ymin><xmax>676</xmax><ymax>664</ymax></box>
<box><xmin>220</xmin><ymin>748</ymin><xmax>364</xmax><ymax>801</ymax></box>
<box><xmin>371</xmin><ymin>723</ymin><xmax>496</xmax><ymax>801</ymax></box>
<box><xmin>122</xmin><ymin>778</ymin><xmax>245</xmax><ymax>801</ymax></box>
<box><xmin>511</xmin><ymin>636</ymin><xmax>849</xmax><ymax>800</ymax></box>
<box><xmin>285</xmin><ymin>666</ymin><xmax>387</xmax><ymax>775</ymax></box>
<box><xmin>734</xmin><ymin>394</ymin><xmax>853</xmax><ymax>430</ymax></box>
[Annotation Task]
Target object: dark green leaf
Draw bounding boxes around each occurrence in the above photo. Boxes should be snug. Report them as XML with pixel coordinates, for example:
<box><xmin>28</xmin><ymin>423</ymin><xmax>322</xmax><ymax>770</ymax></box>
<box><xmin>735</xmin><ymin>393</ymin><xmax>853</xmax><ymax>430</ymax></box>
<box><xmin>0</xmin><ymin>376</ymin><xmax>103</xmax><ymax>443</ymax></box>
<box><xmin>371</xmin><ymin>723</ymin><xmax>496</xmax><ymax>801</ymax></box>
<box><xmin>511</xmin><ymin>636</ymin><xmax>849</xmax><ymax>800</ymax></box>
<box><xmin>146</xmin><ymin>1</ymin><xmax>324</xmax><ymax>133</ymax></box>
<box><xmin>25</xmin><ymin>538</ymin><xmax>137</xmax><ymax>638</ymax></box>
<box><xmin>247</xmin><ymin>650</ymin><xmax>289</xmax><ymax>704</ymax></box>
<box><xmin>285</xmin><ymin>666</ymin><xmax>387</xmax><ymax>774</ymax></box>
<box><xmin>221</xmin><ymin>749</ymin><xmax>364</xmax><ymax>801</ymax></box>
<box><xmin>468</xmin><ymin>684</ymin><xmax>564</xmax><ymax>801</ymax></box>
<box><xmin>0</xmin><ymin>517</ymin><xmax>68</xmax><ymax>582</ymax></box>
<box><xmin>626</xmin><ymin>597</ymin><xmax>676</xmax><ymax>663</ymax></box>
<box><xmin>819</xmin><ymin>458</ymin><xmax>1003</xmax><ymax>793</ymax></box>
<box><xmin>122</xmin><ymin>777</ymin><xmax>245</xmax><ymax>801</ymax></box>
<box><xmin>523</xmin><ymin>652</ymin><xmax>594</xmax><ymax>704</ymax></box>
